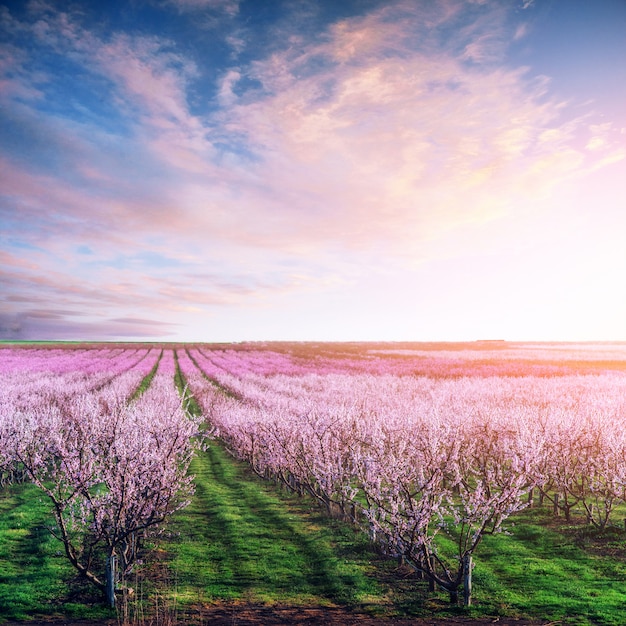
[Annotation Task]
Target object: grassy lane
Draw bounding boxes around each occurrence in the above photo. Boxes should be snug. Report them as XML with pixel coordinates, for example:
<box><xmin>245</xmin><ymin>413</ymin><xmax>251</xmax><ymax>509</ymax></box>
<box><xmin>162</xmin><ymin>443</ymin><xmax>396</xmax><ymax>615</ymax></box>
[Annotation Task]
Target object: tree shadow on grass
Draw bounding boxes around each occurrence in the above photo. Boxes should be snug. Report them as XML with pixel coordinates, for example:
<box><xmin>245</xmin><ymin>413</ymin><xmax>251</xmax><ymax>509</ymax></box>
<box><xmin>168</xmin><ymin>444</ymin><xmax>373</xmax><ymax>606</ymax></box>
<box><xmin>0</xmin><ymin>483</ymin><xmax>112</xmax><ymax>621</ymax></box>
<box><xmin>0</xmin><ymin>483</ymin><xmax>69</xmax><ymax>618</ymax></box>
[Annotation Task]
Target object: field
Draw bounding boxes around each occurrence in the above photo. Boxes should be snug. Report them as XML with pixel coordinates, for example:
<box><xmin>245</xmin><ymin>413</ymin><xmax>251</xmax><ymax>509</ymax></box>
<box><xmin>1</xmin><ymin>341</ymin><xmax>626</xmax><ymax>625</ymax></box>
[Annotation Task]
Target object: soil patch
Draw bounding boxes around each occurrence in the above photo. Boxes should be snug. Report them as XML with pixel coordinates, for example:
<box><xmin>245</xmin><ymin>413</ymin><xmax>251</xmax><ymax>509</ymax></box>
<box><xmin>4</xmin><ymin>603</ymin><xmax>552</xmax><ymax>626</ymax></box>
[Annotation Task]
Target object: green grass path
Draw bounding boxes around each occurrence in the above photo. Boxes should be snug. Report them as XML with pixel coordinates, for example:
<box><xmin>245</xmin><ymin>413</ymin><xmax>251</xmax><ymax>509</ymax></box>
<box><xmin>471</xmin><ymin>509</ymin><xmax>626</xmax><ymax>625</ymax></box>
<box><xmin>164</xmin><ymin>443</ymin><xmax>386</xmax><ymax>611</ymax></box>
<box><xmin>0</xmin><ymin>481</ymin><xmax>68</xmax><ymax>620</ymax></box>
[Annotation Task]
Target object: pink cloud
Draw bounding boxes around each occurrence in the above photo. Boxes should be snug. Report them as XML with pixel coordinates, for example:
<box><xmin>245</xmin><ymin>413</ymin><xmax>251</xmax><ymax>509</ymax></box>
<box><xmin>220</xmin><ymin>46</ymin><xmax>603</xmax><ymax>254</ymax></box>
<box><xmin>14</xmin><ymin>3</ymin><xmax>216</xmax><ymax>178</ymax></box>
<box><xmin>0</xmin><ymin>310</ymin><xmax>178</xmax><ymax>341</ymax></box>
<box><xmin>95</xmin><ymin>35</ymin><xmax>198</xmax><ymax>124</ymax></box>
<box><xmin>0</xmin><ymin>250</ymin><xmax>41</xmax><ymax>272</ymax></box>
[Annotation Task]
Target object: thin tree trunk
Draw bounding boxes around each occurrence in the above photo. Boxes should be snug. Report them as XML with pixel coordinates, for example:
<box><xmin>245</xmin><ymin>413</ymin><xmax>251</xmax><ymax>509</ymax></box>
<box><xmin>428</xmin><ymin>555</ymin><xmax>435</xmax><ymax>592</ymax></box>
<box><xmin>463</xmin><ymin>554</ymin><xmax>472</xmax><ymax>607</ymax></box>
<box><xmin>106</xmin><ymin>554</ymin><xmax>116</xmax><ymax>609</ymax></box>
<box><xmin>553</xmin><ymin>493</ymin><xmax>559</xmax><ymax>516</ymax></box>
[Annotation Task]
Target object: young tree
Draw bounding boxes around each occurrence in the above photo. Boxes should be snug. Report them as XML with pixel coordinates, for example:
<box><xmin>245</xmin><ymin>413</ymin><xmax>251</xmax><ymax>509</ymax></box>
<box><xmin>9</xmin><ymin>381</ymin><xmax>201</xmax><ymax>607</ymax></box>
<box><xmin>354</xmin><ymin>411</ymin><xmax>536</xmax><ymax>606</ymax></box>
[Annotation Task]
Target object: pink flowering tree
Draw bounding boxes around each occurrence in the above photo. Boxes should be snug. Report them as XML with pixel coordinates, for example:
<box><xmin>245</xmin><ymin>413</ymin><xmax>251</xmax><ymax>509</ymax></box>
<box><xmin>354</xmin><ymin>412</ymin><xmax>536</xmax><ymax>606</ymax></box>
<box><xmin>7</xmin><ymin>380</ymin><xmax>201</xmax><ymax>607</ymax></box>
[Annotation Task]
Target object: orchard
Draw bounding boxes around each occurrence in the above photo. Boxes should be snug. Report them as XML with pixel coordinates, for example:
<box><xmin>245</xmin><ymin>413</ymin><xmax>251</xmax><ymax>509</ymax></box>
<box><xmin>1</xmin><ymin>341</ymin><xmax>626</xmax><ymax>623</ymax></box>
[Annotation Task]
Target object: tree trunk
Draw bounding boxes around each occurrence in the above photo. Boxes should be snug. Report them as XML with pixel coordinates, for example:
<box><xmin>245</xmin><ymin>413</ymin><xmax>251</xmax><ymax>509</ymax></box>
<box><xmin>106</xmin><ymin>554</ymin><xmax>116</xmax><ymax>609</ymax></box>
<box><xmin>563</xmin><ymin>494</ymin><xmax>572</xmax><ymax>522</ymax></box>
<box><xmin>463</xmin><ymin>554</ymin><xmax>473</xmax><ymax>607</ymax></box>
<box><xmin>553</xmin><ymin>493</ymin><xmax>559</xmax><ymax>516</ymax></box>
<box><xmin>428</xmin><ymin>555</ymin><xmax>435</xmax><ymax>592</ymax></box>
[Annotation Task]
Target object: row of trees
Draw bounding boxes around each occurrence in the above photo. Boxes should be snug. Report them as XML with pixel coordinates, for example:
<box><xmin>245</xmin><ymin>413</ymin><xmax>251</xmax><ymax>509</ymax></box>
<box><xmin>178</xmin><ymin>348</ymin><xmax>626</xmax><ymax>605</ymax></box>
<box><xmin>0</xmin><ymin>349</ymin><xmax>203</xmax><ymax>608</ymax></box>
<box><xmin>177</xmin><ymin>342</ymin><xmax>626</xmax><ymax>378</ymax></box>
<box><xmin>0</xmin><ymin>345</ymin><xmax>156</xmax><ymax>375</ymax></box>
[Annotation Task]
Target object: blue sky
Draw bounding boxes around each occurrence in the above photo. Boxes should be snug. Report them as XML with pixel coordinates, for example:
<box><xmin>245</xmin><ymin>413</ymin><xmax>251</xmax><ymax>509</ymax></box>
<box><xmin>1</xmin><ymin>0</ymin><xmax>625</xmax><ymax>342</ymax></box>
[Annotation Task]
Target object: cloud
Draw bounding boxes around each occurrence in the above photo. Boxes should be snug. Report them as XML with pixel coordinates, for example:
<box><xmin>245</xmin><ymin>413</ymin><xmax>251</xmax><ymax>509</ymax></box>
<box><xmin>161</xmin><ymin>0</ymin><xmax>239</xmax><ymax>16</ymax></box>
<box><xmin>217</xmin><ymin>68</ymin><xmax>241</xmax><ymax>106</ymax></box>
<box><xmin>8</xmin><ymin>2</ymin><xmax>608</xmax><ymax>253</ymax></box>
<box><xmin>5</xmin><ymin>3</ymin><xmax>215</xmax><ymax>177</ymax></box>
<box><xmin>1</xmin><ymin>0</ymin><xmax>623</xmax><ymax>340</ymax></box>
<box><xmin>513</xmin><ymin>22</ymin><xmax>529</xmax><ymax>41</ymax></box>
<box><xmin>213</xmin><ymin>15</ymin><xmax>604</xmax><ymax>257</ymax></box>
<box><xmin>4</xmin><ymin>0</ymin><xmax>613</xmax><ymax>259</ymax></box>
<box><xmin>0</xmin><ymin>310</ymin><xmax>179</xmax><ymax>341</ymax></box>
<box><xmin>585</xmin><ymin>122</ymin><xmax>613</xmax><ymax>151</ymax></box>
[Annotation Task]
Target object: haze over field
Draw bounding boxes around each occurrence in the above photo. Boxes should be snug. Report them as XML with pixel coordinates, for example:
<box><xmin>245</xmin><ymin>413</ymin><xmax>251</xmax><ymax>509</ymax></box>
<box><xmin>1</xmin><ymin>0</ymin><xmax>625</xmax><ymax>342</ymax></box>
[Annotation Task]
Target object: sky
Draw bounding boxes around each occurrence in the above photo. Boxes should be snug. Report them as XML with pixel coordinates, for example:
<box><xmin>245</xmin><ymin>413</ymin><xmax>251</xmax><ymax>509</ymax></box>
<box><xmin>1</xmin><ymin>0</ymin><xmax>625</xmax><ymax>343</ymax></box>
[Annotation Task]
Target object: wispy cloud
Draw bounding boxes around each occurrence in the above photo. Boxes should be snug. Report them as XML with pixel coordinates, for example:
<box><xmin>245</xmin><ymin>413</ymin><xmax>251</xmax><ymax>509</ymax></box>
<box><xmin>0</xmin><ymin>310</ymin><xmax>179</xmax><ymax>341</ymax></box>
<box><xmin>160</xmin><ymin>0</ymin><xmax>239</xmax><ymax>16</ymax></box>
<box><xmin>5</xmin><ymin>0</ymin><xmax>617</xmax><ymax>254</ymax></box>
<box><xmin>513</xmin><ymin>22</ymin><xmax>529</xmax><ymax>41</ymax></box>
<box><xmin>212</xmin><ymin>5</ymin><xmax>618</xmax><ymax>259</ymax></box>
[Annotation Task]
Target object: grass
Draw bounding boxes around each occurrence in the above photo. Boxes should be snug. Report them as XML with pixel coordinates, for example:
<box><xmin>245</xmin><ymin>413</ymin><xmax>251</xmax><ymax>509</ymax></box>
<box><xmin>0</xmin><ymin>481</ymin><xmax>112</xmax><ymax>621</ymax></box>
<box><xmin>470</xmin><ymin>507</ymin><xmax>626</xmax><ymax>625</ymax></box>
<box><xmin>128</xmin><ymin>348</ymin><xmax>162</xmax><ymax>402</ymax></box>
<box><xmin>173</xmin><ymin>349</ymin><xmax>204</xmax><ymax>418</ymax></box>
<box><xmin>160</xmin><ymin>444</ymin><xmax>392</xmax><ymax>612</ymax></box>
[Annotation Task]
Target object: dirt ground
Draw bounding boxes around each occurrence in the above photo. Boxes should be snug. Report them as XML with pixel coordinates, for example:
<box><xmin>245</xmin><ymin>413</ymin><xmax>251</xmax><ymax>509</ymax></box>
<box><xmin>3</xmin><ymin>603</ymin><xmax>554</xmax><ymax>626</ymax></box>
<box><xmin>175</xmin><ymin>604</ymin><xmax>551</xmax><ymax>625</ymax></box>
